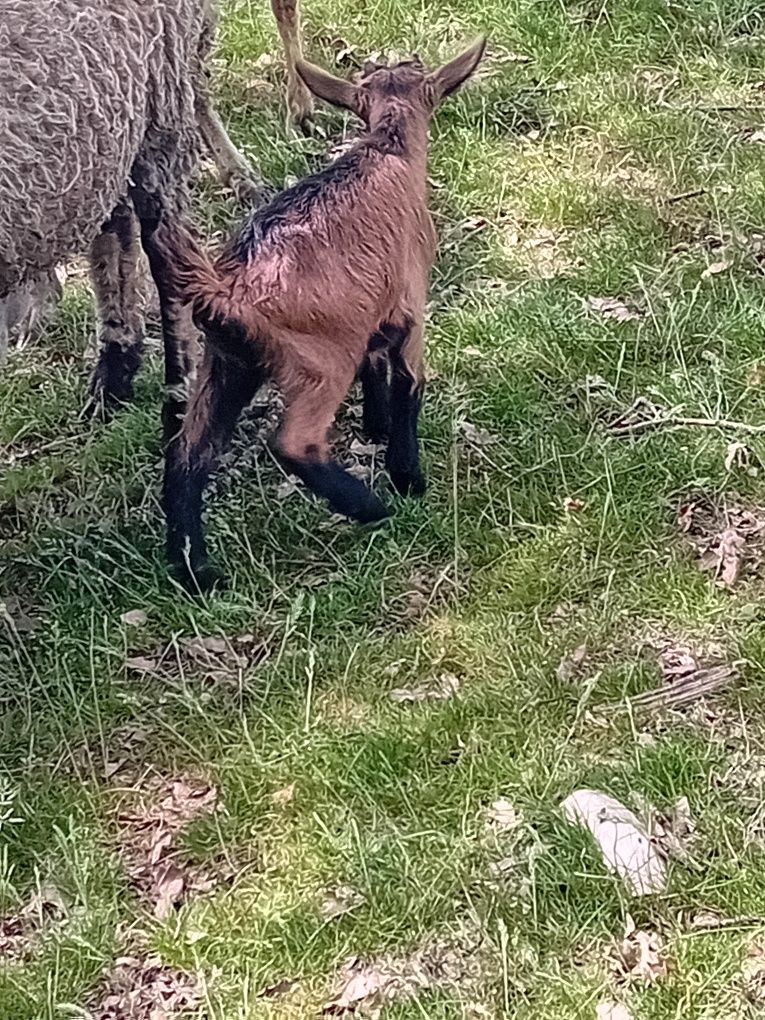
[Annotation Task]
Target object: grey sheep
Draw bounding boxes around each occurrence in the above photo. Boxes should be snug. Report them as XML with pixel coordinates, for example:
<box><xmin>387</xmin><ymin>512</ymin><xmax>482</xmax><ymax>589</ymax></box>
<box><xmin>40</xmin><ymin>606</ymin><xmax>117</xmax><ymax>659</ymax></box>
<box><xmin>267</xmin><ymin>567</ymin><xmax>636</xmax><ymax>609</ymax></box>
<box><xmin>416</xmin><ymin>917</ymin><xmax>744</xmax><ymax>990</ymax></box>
<box><xmin>0</xmin><ymin>0</ymin><xmax>312</xmax><ymax>414</ymax></box>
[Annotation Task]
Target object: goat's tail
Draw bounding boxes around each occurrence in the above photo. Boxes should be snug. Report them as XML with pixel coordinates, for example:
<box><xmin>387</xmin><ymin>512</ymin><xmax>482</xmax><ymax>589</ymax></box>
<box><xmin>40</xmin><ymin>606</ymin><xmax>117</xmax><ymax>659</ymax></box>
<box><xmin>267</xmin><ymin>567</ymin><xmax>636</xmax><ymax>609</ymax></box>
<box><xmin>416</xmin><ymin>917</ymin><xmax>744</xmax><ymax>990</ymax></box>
<box><xmin>154</xmin><ymin>218</ymin><xmax>233</xmax><ymax>321</ymax></box>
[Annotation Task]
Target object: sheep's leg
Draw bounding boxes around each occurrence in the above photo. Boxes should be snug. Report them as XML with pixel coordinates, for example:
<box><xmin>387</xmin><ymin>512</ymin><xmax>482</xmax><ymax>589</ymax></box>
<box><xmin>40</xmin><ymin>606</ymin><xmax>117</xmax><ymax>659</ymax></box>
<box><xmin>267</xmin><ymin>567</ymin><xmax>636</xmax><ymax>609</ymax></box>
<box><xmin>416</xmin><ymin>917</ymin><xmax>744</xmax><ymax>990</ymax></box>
<box><xmin>271</xmin><ymin>0</ymin><xmax>313</xmax><ymax>132</ymax></box>
<box><xmin>164</xmin><ymin>332</ymin><xmax>263</xmax><ymax>592</ymax></box>
<box><xmin>384</xmin><ymin>320</ymin><xmax>426</xmax><ymax>497</ymax></box>
<box><xmin>360</xmin><ymin>335</ymin><xmax>390</xmax><ymax>442</ymax></box>
<box><xmin>196</xmin><ymin>95</ymin><xmax>266</xmax><ymax>205</ymax></box>
<box><xmin>129</xmin><ymin>186</ymin><xmax>199</xmax><ymax>446</ymax></box>
<box><xmin>277</xmin><ymin>369</ymin><xmax>389</xmax><ymax>523</ymax></box>
<box><xmin>86</xmin><ymin>202</ymin><xmax>145</xmax><ymax>414</ymax></box>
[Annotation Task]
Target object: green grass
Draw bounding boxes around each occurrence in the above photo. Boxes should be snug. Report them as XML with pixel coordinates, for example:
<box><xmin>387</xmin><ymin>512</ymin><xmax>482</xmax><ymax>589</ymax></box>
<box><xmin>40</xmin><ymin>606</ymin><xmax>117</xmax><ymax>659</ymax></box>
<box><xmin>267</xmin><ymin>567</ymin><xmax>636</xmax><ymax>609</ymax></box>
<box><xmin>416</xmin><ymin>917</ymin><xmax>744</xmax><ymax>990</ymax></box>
<box><xmin>3</xmin><ymin>0</ymin><xmax>765</xmax><ymax>1016</ymax></box>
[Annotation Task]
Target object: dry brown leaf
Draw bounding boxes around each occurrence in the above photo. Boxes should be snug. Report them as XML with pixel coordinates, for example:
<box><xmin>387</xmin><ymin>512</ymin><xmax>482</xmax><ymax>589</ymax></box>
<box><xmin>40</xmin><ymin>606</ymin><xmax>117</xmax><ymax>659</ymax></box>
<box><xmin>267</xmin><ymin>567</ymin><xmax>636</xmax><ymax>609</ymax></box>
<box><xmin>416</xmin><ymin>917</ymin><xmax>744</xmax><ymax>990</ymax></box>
<box><xmin>702</xmin><ymin>259</ymin><xmax>732</xmax><ymax>278</ymax></box>
<box><xmin>117</xmin><ymin>775</ymin><xmax>218</xmax><ymax>918</ymax></box>
<box><xmin>120</xmin><ymin>609</ymin><xmax>148</xmax><ymax>627</ymax></box>
<box><xmin>556</xmin><ymin>644</ymin><xmax>587</xmax><ymax>682</ymax></box>
<box><xmin>587</xmin><ymin>296</ymin><xmax>641</xmax><ymax>323</ymax></box>
<box><xmin>125</xmin><ymin>655</ymin><xmax>160</xmax><ymax>673</ymax></box>
<box><xmin>725</xmin><ymin>441</ymin><xmax>749</xmax><ymax>472</ymax></box>
<box><xmin>319</xmin><ymin>884</ymin><xmax>364</xmax><ymax>920</ymax></box>
<box><xmin>612</xmin><ymin>916</ymin><xmax>669</xmax><ymax>984</ymax></box>
<box><xmin>91</xmin><ymin>954</ymin><xmax>199</xmax><ymax>1020</ymax></box>
<box><xmin>271</xmin><ymin>783</ymin><xmax>296</xmax><ymax>807</ymax></box>
<box><xmin>561</xmin><ymin>790</ymin><xmax>667</xmax><ymax>895</ymax></box>
<box><xmin>563</xmin><ymin>496</ymin><xmax>585</xmax><ymax>513</ymax></box>
<box><xmin>457</xmin><ymin>419</ymin><xmax>497</xmax><ymax>447</ymax></box>
<box><xmin>487</xmin><ymin>798</ymin><xmax>521</xmax><ymax>831</ymax></box>
<box><xmin>154</xmin><ymin>862</ymin><xmax>186</xmax><ymax>920</ymax></box>
<box><xmin>389</xmin><ymin>672</ymin><xmax>460</xmax><ymax>704</ymax></box>
<box><xmin>596</xmin><ymin>1000</ymin><xmax>635</xmax><ymax>1020</ymax></box>
<box><xmin>699</xmin><ymin>526</ymin><xmax>746</xmax><ymax>588</ymax></box>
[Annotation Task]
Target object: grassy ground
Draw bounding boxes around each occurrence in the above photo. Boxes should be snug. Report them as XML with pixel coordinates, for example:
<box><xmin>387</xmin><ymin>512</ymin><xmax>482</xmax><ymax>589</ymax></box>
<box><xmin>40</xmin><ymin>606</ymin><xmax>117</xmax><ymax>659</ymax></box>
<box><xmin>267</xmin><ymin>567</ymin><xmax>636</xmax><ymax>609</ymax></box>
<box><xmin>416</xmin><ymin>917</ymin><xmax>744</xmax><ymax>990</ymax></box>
<box><xmin>3</xmin><ymin>0</ymin><xmax>765</xmax><ymax>1016</ymax></box>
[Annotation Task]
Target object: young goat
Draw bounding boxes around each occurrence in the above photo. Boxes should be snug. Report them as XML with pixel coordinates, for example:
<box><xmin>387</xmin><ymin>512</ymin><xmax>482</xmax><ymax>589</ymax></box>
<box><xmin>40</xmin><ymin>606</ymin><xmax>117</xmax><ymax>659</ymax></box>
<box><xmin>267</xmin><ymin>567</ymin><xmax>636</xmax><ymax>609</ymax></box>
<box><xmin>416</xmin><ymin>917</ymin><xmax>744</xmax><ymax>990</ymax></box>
<box><xmin>159</xmin><ymin>39</ymin><xmax>486</xmax><ymax>590</ymax></box>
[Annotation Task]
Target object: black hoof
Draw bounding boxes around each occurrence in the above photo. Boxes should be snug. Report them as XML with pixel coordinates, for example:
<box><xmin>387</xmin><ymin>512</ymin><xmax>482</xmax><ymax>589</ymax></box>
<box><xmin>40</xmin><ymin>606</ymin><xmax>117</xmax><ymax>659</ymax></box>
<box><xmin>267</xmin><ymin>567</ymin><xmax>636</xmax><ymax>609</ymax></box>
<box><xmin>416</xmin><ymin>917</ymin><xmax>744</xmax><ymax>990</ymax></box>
<box><xmin>171</xmin><ymin>560</ymin><xmax>226</xmax><ymax>596</ymax></box>
<box><xmin>350</xmin><ymin>493</ymin><xmax>391</xmax><ymax>524</ymax></box>
<box><xmin>390</xmin><ymin>469</ymin><xmax>426</xmax><ymax>498</ymax></box>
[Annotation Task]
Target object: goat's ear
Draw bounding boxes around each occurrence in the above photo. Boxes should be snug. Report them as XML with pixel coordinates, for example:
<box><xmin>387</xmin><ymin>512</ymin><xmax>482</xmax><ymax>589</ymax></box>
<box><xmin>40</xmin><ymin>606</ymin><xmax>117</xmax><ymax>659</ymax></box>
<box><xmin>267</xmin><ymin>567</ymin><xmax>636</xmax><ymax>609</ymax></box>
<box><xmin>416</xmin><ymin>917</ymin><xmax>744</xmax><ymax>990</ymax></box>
<box><xmin>296</xmin><ymin>60</ymin><xmax>361</xmax><ymax>114</ymax></box>
<box><xmin>427</xmin><ymin>36</ymin><xmax>486</xmax><ymax>105</ymax></box>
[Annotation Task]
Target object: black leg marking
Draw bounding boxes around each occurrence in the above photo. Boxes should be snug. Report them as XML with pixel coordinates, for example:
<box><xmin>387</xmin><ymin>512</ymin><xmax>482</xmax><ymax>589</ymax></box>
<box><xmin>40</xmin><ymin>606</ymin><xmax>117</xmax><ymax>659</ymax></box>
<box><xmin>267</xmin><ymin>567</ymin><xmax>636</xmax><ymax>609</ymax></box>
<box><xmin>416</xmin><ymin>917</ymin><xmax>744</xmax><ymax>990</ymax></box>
<box><xmin>360</xmin><ymin>348</ymin><xmax>390</xmax><ymax>443</ymax></box>
<box><xmin>282</xmin><ymin>457</ymin><xmax>390</xmax><ymax>524</ymax></box>
<box><xmin>164</xmin><ymin>318</ymin><xmax>264</xmax><ymax>593</ymax></box>
<box><xmin>386</xmin><ymin>364</ymin><xmax>425</xmax><ymax>497</ymax></box>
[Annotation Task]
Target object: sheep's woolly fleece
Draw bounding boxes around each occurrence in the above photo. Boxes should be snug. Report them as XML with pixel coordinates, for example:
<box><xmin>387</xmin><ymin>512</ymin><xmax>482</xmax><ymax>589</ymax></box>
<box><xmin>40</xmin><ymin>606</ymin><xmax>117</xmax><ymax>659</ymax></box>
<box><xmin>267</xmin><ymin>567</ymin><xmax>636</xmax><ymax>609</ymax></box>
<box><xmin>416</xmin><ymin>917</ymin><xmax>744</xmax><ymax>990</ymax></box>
<box><xmin>0</xmin><ymin>0</ymin><xmax>214</xmax><ymax>304</ymax></box>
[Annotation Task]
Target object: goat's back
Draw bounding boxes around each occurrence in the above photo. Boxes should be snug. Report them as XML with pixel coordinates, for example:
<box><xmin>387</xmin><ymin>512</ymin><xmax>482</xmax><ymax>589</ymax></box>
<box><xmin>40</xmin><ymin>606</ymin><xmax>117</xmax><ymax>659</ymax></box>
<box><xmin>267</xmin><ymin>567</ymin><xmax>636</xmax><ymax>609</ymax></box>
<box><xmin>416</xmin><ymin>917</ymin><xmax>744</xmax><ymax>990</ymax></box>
<box><xmin>220</xmin><ymin>148</ymin><xmax>434</xmax><ymax>345</ymax></box>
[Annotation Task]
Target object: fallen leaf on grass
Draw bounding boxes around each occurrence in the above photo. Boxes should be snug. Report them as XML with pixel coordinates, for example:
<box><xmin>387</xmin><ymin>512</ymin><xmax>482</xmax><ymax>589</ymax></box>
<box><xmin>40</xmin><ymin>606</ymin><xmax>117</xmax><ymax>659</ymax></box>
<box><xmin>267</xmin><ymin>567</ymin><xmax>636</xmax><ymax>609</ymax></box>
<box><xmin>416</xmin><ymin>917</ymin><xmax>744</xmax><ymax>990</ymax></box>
<box><xmin>487</xmin><ymin>798</ymin><xmax>521</xmax><ymax>831</ymax></box>
<box><xmin>653</xmin><ymin>796</ymin><xmax>696</xmax><ymax>861</ymax></box>
<box><xmin>0</xmin><ymin>882</ymin><xmax>67</xmax><ymax>960</ymax></box>
<box><xmin>389</xmin><ymin>672</ymin><xmax>460</xmax><ymax>703</ymax></box>
<box><xmin>611</xmin><ymin>916</ymin><xmax>669</xmax><ymax>984</ymax></box>
<box><xmin>120</xmin><ymin>609</ymin><xmax>148</xmax><ymax>627</ymax></box>
<box><xmin>91</xmin><ymin>954</ymin><xmax>199</xmax><ymax>1020</ymax></box>
<box><xmin>725</xmin><ymin>441</ymin><xmax>750</xmax><ymax>472</ymax></box>
<box><xmin>321</xmin><ymin>926</ymin><xmax>497</xmax><ymax>1016</ymax></box>
<box><xmin>702</xmin><ymin>259</ymin><xmax>731</xmax><ymax>278</ymax></box>
<box><xmin>154</xmin><ymin>862</ymin><xmax>186</xmax><ymax>920</ymax></box>
<box><xmin>679</xmin><ymin>499</ymin><xmax>765</xmax><ymax>589</ymax></box>
<box><xmin>746</xmin><ymin>128</ymin><xmax>765</xmax><ymax>144</ymax></box>
<box><xmin>125</xmin><ymin>655</ymin><xmax>160</xmax><ymax>673</ymax></box>
<box><xmin>320</xmin><ymin>884</ymin><xmax>364</xmax><ymax>920</ymax></box>
<box><xmin>563</xmin><ymin>496</ymin><xmax>585</xmax><ymax>512</ymax></box>
<box><xmin>699</xmin><ymin>526</ymin><xmax>746</xmax><ymax>587</ymax></box>
<box><xmin>587</xmin><ymin>296</ymin><xmax>641</xmax><ymax>323</ymax></box>
<box><xmin>743</xmin><ymin>941</ymin><xmax>765</xmax><ymax>1007</ymax></box>
<box><xmin>596</xmin><ymin>1001</ymin><xmax>635</xmax><ymax>1020</ymax></box>
<box><xmin>457</xmin><ymin>419</ymin><xmax>497</xmax><ymax>448</ymax></box>
<box><xmin>561</xmin><ymin>789</ymin><xmax>667</xmax><ymax>895</ymax></box>
<box><xmin>271</xmin><ymin>783</ymin><xmax>295</xmax><ymax>807</ymax></box>
<box><xmin>556</xmin><ymin>643</ymin><xmax>587</xmax><ymax>682</ymax></box>
<box><xmin>117</xmin><ymin>774</ymin><xmax>218</xmax><ymax>917</ymax></box>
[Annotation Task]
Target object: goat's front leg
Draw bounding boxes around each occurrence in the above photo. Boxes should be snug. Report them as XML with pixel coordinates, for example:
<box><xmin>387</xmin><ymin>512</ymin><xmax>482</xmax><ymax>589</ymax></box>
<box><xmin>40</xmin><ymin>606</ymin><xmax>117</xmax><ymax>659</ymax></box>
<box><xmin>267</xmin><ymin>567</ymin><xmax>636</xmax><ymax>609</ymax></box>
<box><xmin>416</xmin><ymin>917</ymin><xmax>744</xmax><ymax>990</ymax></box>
<box><xmin>277</xmin><ymin>365</ymin><xmax>390</xmax><ymax>522</ymax></box>
<box><xmin>196</xmin><ymin>95</ymin><xmax>266</xmax><ymax>205</ymax></box>
<box><xmin>164</xmin><ymin>337</ymin><xmax>263</xmax><ymax>592</ymax></box>
<box><xmin>85</xmin><ymin>201</ymin><xmax>145</xmax><ymax>414</ymax></box>
<box><xmin>384</xmin><ymin>318</ymin><xmax>426</xmax><ymax>497</ymax></box>
<box><xmin>271</xmin><ymin>0</ymin><xmax>313</xmax><ymax>132</ymax></box>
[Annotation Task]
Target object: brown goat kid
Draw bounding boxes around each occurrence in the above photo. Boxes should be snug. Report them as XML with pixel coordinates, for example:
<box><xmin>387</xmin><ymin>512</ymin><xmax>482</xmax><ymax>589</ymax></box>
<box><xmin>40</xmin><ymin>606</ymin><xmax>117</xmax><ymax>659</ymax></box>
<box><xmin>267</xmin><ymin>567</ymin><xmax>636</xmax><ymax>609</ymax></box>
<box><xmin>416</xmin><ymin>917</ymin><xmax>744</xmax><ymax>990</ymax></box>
<box><xmin>160</xmin><ymin>39</ymin><xmax>486</xmax><ymax>591</ymax></box>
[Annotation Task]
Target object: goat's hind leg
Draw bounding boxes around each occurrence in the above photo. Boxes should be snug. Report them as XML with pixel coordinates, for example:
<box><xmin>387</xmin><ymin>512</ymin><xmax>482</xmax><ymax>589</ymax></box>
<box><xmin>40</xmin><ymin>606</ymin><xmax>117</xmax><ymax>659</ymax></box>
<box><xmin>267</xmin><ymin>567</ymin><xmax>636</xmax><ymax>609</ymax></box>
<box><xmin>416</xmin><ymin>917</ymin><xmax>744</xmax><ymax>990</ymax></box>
<box><xmin>85</xmin><ymin>201</ymin><xmax>145</xmax><ymax>415</ymax></box>
<box><xmin>360</xmin><ymin>332</ymin><xmax>391</xmax><ymax>443</ymax></box>
<box><xmin>384</xmin><ymin>320</ymin><xmax>426</xmax><ymax>497</ymax></box>
<box><xmin>164</xmin><ymin>321</ymin><xmax>264</xmax><ymax>592</ymax></box>
<box><xmin>277</xmin><ymin>367</ymin><xmax>389</xmax><ymax>523</ymax></box>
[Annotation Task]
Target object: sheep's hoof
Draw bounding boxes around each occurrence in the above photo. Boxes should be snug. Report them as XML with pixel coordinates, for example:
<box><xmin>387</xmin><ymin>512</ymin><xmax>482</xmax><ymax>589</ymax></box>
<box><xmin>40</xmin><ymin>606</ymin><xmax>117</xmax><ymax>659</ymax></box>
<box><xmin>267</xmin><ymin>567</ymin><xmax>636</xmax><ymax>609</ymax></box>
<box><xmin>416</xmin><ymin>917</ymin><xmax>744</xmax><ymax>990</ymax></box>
<box><xmin>390</xmin><ymin>469</ymin><xmax>426</xmax><ymax>498</ymax></box>
<box><xmin>172</xmin><ymin>560</ymin><xmax>226</xmax><ymax>596</ymax></box>
<box><xmin>287</xmin><ymin>87</ymin><xmax>315</xmax><ymax>136</ymax></box>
